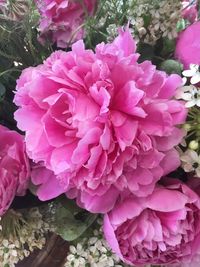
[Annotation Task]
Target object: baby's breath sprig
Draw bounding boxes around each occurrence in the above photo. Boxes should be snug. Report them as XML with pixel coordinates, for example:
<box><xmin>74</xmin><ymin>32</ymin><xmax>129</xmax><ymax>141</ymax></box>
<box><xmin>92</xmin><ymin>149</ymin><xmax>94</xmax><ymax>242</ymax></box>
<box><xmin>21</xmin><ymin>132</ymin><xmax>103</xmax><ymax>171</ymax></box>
<box><xmin>128</xmin><ymin>0</ymin><xmax>182</xmax><ymax>44</ymax></box>
<box><xmin>64</xmin><ymin>218</ymin><xmax>128</xmax><ymax>267</ymax></box>
<box><xmin>0</xmin><ymin>208</ymin><xmax>50</xmax><ymax>267</ymax></box>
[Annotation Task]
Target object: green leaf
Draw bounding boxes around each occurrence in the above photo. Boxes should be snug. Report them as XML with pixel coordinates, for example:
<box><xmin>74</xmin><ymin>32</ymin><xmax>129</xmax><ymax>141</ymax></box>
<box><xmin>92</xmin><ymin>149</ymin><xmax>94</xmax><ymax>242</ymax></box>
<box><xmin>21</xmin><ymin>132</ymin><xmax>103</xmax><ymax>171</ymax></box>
<box><xmin>161</xmin><ymin>38</ymin><xmax>176</xmax><ymax>57</ymax></box>
<box><xmin>177</xmin><ymin>19</ymin><xmax>186</xmax><ymax>32</ymax></box>
<box><xmin>54</xmin><ymin>205</ymin><xmax>97</xmax><ymax>241</ymax></box>
<box><xmin>143</xmin><ymin>14</ymin><xmax>151</xmax><ymax>28</ymax></box>
<box><xmin>160</xmin><ymin>59</ymin><xmax>183</xmax><ymax>75</ymax></box>
<box><xmin>60</xmin><ymin>196</ymin><xmax>82</xmax><ymax>214</ymax></box>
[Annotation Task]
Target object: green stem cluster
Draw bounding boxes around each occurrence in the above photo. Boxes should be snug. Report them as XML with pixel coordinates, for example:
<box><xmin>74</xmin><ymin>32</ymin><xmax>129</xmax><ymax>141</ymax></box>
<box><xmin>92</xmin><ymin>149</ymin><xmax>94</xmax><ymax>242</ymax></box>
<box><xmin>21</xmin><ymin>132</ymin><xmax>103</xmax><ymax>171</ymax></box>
<box><xmin>1</xmin><ymin>209</ymin><xmax>27</xmax><ymax>239</ymax></box>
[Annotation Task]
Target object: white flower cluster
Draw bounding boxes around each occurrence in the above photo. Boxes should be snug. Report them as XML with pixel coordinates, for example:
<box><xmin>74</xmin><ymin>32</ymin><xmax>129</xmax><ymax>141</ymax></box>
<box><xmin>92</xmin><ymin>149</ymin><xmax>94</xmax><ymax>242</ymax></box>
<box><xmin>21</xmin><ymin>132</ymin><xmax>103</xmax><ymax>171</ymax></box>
<box><xmin>128</xmin><ymin>0</ymin><xmax>182</xmax><ymax>44</ymax></box>
<box><xmin>106</xmin><ymin>24</ymin><xmax>119</xmax><ymax>42</ymax></box>
<box><xmin>176</xmin><ymin>64</ymin><xmax>200</xmax><ymax>108</ymax></box>
<box><xmin>64</xmin><ymin>219</ymin><xmax>126</xmax><ymax>267</ymax></box>
<box><xmin>95</xmin><ymin>1</ymin><xmax>126</xmax><ymax>42</ymax></box>
<box><xmin>177</xmin><ymin>64</ymin><xmax>200</xmax><ymax>178</ymax></box>
<box><xmin>180</xmin><ymin>149</ymin><xmax>200</xmax><ymax>177</ymax></box>
<box><xmin>0</xmin><ymin>0</ymin><xmax>29</xmax><ymax>21</ymax></box>
<box><xmin>0</xmin><ymin>208</ymin><xmax>50</xmax><ymax>267</ymax></box>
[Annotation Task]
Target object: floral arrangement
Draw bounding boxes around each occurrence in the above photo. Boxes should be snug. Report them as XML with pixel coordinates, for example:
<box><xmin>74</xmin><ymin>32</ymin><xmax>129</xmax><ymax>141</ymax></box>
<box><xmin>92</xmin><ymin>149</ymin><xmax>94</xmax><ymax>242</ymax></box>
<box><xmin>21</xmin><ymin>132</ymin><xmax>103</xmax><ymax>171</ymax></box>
<box><xmin>0</xmin><ymin>0</ymin><xmax>200</xmax><ymax>266</ymax></box>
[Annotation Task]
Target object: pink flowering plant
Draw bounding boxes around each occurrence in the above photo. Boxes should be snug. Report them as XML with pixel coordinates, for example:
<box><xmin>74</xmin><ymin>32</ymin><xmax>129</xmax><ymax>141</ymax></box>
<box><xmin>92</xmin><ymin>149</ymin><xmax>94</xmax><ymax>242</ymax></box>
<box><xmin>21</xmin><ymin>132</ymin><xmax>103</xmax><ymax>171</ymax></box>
<box><xmin>14</xmin><ymin>29</ymin><xmax>186</xmax><ymax>214</ymax></box>
<box><xmin>35</xmin><ymin>0</ymin><xmax>97</xmax><ymax>48</ymax></box>
<box><xmin>0</xmin><ymin>125</ymin><xmax>30</xmax><ymax>216</ymax></box>
<box><xmin>104</xmin><ymin>179</ymin><xmax>200</xmax><ymax>266</ymax></box>
<box><xmin>0</xmin><ymin>0</ymin><xmax>200</xmax><ymax>266</ymax></box>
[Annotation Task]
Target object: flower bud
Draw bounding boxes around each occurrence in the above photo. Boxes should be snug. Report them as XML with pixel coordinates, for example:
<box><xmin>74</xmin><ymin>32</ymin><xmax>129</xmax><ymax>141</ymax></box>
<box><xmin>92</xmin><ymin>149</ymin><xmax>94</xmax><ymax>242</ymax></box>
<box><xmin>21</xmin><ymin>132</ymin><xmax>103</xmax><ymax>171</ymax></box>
<box><xmin>189</xmin><ymin>140</ymin><xmax>199</xmax><ymax>150</ymax></box>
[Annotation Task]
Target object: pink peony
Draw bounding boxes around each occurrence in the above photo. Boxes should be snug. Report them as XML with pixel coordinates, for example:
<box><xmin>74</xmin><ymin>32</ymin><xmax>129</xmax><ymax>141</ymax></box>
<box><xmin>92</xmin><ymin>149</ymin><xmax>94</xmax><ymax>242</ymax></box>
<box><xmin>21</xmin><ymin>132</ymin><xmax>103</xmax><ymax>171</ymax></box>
<box><xmin>175</xmin><ymin>21</ymin><xmax>200</xmax><ymax>69</ymax></box>
<box><xmin>168</xmin><ymin>253</ymin><xmax>200</xmax><ymax>267</ymax></box>
<box><xmin>104</xmin><ymin>179</ymin><xmax>200</xmax><ymax>266</ymax></box>
<box><xmin>182</xmin><ymin>1</ymin><xmax>198</xmax><ymax>23</ymax></box>
<box><xmin>14</xmin><ymin>29</ymin><xmax>186</xmax><ymax>213</ymax></box>
<box><xmin>0</xmin><ymin>0</ymin><xmax>5</xmax><ymax>5</ymax></box>
<box><xmin>35</xmin><ymin>0</ymin><xmax>97</xmax><ymax>48</ymax></box>
<box><xmin>31</xmin><ymin>164</ymin><xmax>65</xmax><ymax>201</ymax></box>
<box><xmin>0</xmin><ymin>0</ymin><xmax>6</xmax><ymax>10</ymax></box>
<box><xmin>0</xmin><ymin>125</ymin><xmax>30</xmax><ymax>216</ymax></box>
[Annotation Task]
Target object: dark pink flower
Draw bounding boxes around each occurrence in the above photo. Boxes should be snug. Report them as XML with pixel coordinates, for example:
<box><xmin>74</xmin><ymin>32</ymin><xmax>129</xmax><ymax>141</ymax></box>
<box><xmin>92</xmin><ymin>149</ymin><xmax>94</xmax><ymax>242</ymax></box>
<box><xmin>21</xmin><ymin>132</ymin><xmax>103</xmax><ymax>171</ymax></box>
<box><xmin>175</xmin><ymin>21</ymin><xmax>200</xmax><ymax>69</ymax></box>
<box><xmin>31</xmin><ymin>164</ymin><xmax>65</xmax><ymax>201</ymax></box>
<box><xmin>104</xmin><ymin>180</ymin><xmax>200</xmax><ymax>266</ymax></box>
<box><xmin>35</xmin><ymin>0</ymin><xmax>97</xmax><ymax>48</ymax></box>
<box><xmin>182</xmin><ymin>1</ymin><xmax>198</xmax><ymax>23</ymax></box>
<box><xmin>0</xmin><ymin>125</ymin><xmax>30</xmax><ymax>216</ymax></box>
<box><xmin>0</xmin><ymin>0</ymin><xmax>6</xmax><ymax>11</ymax></box>
<box><xmin>14</xmin><ymin>29</ymin><xmax>186</xmax><ymax>213</ymax></box>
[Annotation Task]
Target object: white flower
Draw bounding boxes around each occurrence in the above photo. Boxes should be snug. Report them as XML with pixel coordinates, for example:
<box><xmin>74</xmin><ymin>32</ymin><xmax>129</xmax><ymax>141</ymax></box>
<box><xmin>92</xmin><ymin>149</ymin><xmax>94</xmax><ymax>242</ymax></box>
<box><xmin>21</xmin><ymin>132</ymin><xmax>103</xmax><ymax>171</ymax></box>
<box><xmin>181</xmin><ymin>149</ymin><xmax>200</xmax><ymax>177</ymax></box>
<box><xmin>67</xmin><ymin>254</ymin><xmax>75</xmax><ymax>262</ymax></box>
<box><xmin>176</xmin><ymin>85</ymin><xmax>200</xmax><ymax>107</ymax></box>
<box><xmin>189</xmin><ymin>140</ymin><xmax>199</xmax><ymax>150</ymax></box>
<box><xmin>89</xmin><ymin>237</ymin><xmax>98</xmax><ymax>245</ymax></box>
<box><xmin>64</xmin><ymin>220</ymin><xmax>128</xmax><ymax>267</ymax></box>
<box><xmin>0</xmin><ymin>208</ymin><xmax>49</xmax><ymax>267</ymax></box>
<box><xmin>128</xmin><ymin>0</ymin><xmax>182</xmax><ymax>44</ymax></box>
<box><xmin>69</xmin><ymin>245</ymin><xmax>76</xmax><ymax>254</ymax></box>
<box><xmin>182</xmin><ymin>64</ymin><xmax>200</xmax><ymax>85</ymax></box>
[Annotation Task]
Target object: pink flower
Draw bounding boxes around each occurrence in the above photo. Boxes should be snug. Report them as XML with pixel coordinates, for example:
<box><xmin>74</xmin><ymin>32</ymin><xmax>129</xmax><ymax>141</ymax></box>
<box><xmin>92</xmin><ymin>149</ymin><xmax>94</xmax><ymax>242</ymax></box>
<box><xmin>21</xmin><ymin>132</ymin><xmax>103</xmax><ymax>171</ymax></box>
<box><xmin>168</xmin><ymin>253</ymin><xmax>200</xmax><ymax>267</ymax></box>
<box><xmin>175</xmin><ymin>22</ymin><xmax>200</xmax><ymax>69</ymax></box>
<box><xmin>31</xmin><ymin>164</ymin><xmax>65</xmax><ymax>201</ymax></box>
<box><xmin>0</xmin><ymin>0</ymin><xmax>5</xmax><ymax>5</ymax></box>
<box><xmin>0</xmin><ymin>0</ymin><xmax>6</xmax><ymax>10</ymax></box>
<box><xmin>14</xmin><ymin>29</ymin><xmax>186</xmax><ymax>213</ymax></box>
<box><xmin>104</xmin><ymin>179</ymin><xmax>200</xmax><ymax>266</ymax></box>
<box><xmin>182</xmin><ymin>1</ymin><xmax>198</xmax><ymax>23</ymax></box>
<box><xmin>35</xmin><ymin>0</ymin><xmax>97</xmax><ymax>48</ymax></box>
<box><xmin>0</xmin><ymin>125</ymin><xmax>30</xmax><ymax>216</ymax></box>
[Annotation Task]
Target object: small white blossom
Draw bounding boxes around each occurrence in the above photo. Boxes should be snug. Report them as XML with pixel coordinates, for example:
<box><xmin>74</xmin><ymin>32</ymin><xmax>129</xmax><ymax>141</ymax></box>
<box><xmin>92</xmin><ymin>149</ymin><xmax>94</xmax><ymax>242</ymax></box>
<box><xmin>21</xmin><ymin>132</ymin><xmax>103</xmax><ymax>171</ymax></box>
<box><xmin>189</xmin><ymin>140</ymin><xmax>199</xmax><ymax>150</ymax></box>
<box><xmin>128</xmin><ymin>0</ymin><xmax>182</xmax><ymax>44</ymax></box>
<box><xmin>182</xmin><ymin>64</ymin><xmax>200</xmax><ymax>85</ymax></box>
<box><xmin>176</xmin><ymin>85</ymin><xmax>200</xmax><ymax>107</ymax></box>
<box><xmin>64</xmin><ymin>219</ymin><xmax>128</xmax><ymax>267</ymax></box>
<box><xmin>181</xmin><ymin>149</ymin><xmax>200</xmax><ymax>177</ymax></box>
<box><xmin>0</xmin><ymin>208</ymin><xmax>50</xmax><ymax>267</ymax></box>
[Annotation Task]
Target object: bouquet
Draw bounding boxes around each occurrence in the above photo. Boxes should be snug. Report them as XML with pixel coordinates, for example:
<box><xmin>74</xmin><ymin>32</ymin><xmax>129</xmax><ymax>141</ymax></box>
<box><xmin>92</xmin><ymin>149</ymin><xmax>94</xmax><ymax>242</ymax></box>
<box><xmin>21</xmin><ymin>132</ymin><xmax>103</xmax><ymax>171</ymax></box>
<box><xmin>0</xmin><ymin>0</ymin><xmax>200</xmax><ymax>266</ymax></box>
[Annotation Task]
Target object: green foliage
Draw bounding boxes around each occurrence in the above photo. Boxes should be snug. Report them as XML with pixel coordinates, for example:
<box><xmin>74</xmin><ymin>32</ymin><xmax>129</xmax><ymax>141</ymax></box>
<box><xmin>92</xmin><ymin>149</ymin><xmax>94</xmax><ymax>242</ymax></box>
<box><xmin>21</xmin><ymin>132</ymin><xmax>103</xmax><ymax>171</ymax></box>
<box><xmin>0</xmin><ymin>0</ymin><xmax>52</xmax><ymax>127</ymax></box>
<box><xmin>177</xmin><ymin>18</ymin><xmax>186</xmax><ymax>32</ymax></box>
<box><xmin>53</xmin><ymin>198</ymin><xmax>97</xmax><ymax>242</ymax></box>
<box><xmin>161</xmin><ymin>38</ymin><xmax>176</xmax><ymax>57</ymax></box>
<box><xmin>84</xmin><ymin>0</ymin><xmax>129</xmax><ymax>48</ymax></box>
<box><xmin>160</xmin><ymin>59</ymin><xmax>183</xmax><ymax>75</ymax></box>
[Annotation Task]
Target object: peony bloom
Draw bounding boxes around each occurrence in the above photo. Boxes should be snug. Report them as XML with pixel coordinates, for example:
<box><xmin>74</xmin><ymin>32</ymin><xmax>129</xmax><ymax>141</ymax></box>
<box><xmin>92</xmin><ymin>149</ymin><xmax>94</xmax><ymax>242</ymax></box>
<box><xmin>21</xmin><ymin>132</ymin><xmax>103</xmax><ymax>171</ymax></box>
<box><xmin>169</xmin><ymin>250</ymin><xmax>200</xmax><ymax>267</ymax></box>
<box><xmin>0</xmin><ymin>125</ymin><xmax>30</xmax><ymax>216</ymax></box>
<box><xmin>175</xmin><ymin>22</ymin><xmax>200</xmax><ymax>69</ymax></box>
<box><xmin>35</xmin><ymin>0</ymin><xmax>97</xmax><ymax>48</ymax></box>
<box><xmin>104</xmin><ymin>180</ymin><xmax>200</xmax><ymax>266</ymax></box>
<box><xmin>0</xmin><ymin>0</ymin><xmax>5</xmax><ymax>5</ymax></box>
<box><xmin>14</xmin><ymin>29</ymin><xmax>186</xmax><ymax>213</ymax></box>
<box><xmin>0</xmin><ymin>0</ymin><xmax>6</xmax><ymax>11</ymax></box>
<box><xmin>182</xmin><ymin>1</ymin><xmax>198</xmax><ymax>23</ymax></box>
<box><xmin>31</xmin><ymin>164</ymin><xmax>65</xmax><ymax>201</ymax></box>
